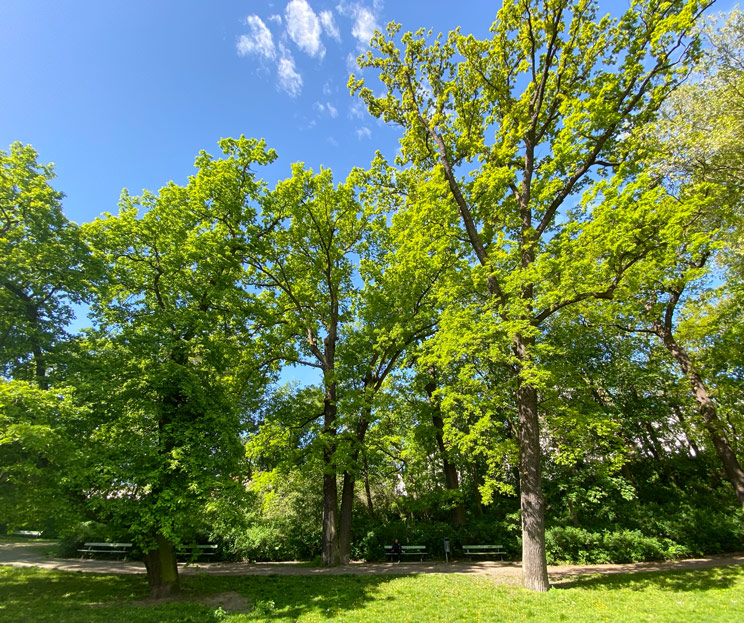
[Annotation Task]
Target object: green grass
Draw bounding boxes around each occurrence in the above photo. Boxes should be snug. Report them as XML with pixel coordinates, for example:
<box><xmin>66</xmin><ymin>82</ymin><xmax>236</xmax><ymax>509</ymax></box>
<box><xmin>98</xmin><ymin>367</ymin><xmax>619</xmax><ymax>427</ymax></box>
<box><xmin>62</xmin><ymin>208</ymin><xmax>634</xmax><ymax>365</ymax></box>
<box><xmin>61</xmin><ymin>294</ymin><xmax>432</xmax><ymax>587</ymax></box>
<box><xmin>1</xmin><ymin>564</ymin><xmax>743</xmax><ymax>623</ymax></box>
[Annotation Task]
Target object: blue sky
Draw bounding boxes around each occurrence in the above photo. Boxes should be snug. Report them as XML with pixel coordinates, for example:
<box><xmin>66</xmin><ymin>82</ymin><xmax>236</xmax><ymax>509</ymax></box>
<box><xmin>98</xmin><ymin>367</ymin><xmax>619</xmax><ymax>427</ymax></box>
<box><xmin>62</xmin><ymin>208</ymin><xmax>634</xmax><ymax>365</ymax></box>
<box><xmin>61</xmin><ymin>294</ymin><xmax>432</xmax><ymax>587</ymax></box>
<box><xmin>0</xmin><ymin>0</ymin><xmax>735</xmax><ymax>227</ymax></box>
<box><xmin>0</xmin><ymin>0</ymin><xmax>503</xmax><ymax>226</ymax></box>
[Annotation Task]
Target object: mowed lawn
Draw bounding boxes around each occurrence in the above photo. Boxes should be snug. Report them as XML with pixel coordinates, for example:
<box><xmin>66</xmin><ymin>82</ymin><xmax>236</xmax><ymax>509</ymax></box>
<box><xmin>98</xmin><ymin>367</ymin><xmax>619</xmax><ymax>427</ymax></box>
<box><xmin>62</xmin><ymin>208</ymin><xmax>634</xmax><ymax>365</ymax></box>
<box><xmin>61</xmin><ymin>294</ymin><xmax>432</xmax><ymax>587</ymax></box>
<box><xmin>1</xmin><ymin>564</ymin><xmax>742</xmax><ymax>623</ymax></box>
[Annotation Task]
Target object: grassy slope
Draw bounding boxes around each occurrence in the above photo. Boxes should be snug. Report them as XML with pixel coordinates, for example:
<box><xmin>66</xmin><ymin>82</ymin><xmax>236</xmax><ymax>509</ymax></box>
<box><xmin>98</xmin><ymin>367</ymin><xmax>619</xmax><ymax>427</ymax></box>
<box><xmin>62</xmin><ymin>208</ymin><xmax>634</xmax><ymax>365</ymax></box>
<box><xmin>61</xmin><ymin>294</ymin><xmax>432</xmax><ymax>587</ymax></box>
<box><xmin>0</xmin><ymin>565</ymin><xmax>742</xmax><ymax>623</ymax></box>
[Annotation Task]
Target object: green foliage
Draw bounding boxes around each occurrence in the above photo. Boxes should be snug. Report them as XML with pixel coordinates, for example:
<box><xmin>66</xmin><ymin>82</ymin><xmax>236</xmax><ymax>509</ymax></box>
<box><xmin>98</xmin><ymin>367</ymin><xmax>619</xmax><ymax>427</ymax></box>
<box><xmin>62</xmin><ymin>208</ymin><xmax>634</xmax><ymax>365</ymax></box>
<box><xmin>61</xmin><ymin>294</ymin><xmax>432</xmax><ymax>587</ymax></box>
<box><xmin>545</xmin><ymin>527</ymin><xmax>689</xmax><ymax>564</ymax></box>
<box><xmin>67</xmin><ymin>137</ymin><xmax>277</xmax><ymax>555</ymax></box>
<box><xmin>0</xmin><ymin>380</ymin><xmax>83</xmax><ymax>533</ymax></box>
<box><xmin>0</xmin><ymin>142</ymin><xmax>94</xmax><ymax>385</ymax></box>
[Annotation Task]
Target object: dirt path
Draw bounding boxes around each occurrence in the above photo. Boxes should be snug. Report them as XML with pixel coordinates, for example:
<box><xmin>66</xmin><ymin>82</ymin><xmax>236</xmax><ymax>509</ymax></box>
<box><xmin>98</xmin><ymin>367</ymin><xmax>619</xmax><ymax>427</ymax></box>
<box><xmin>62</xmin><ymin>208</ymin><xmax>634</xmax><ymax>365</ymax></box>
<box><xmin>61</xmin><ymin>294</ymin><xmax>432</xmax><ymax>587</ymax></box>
<box><xmin>2</xmin><ymin>540</ymin><xmax>743</xmax><ymax>584</ymax></box>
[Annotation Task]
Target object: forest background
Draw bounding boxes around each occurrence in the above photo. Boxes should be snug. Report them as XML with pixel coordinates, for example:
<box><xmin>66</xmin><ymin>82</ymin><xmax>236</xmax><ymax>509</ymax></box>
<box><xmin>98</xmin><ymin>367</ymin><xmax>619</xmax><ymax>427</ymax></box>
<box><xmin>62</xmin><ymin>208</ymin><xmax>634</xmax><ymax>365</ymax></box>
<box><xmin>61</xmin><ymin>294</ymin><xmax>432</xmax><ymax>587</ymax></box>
<box><xmin>1</xmin><ymin>0</ymin><xmax>744</xmax><ymax>598</ymax></box>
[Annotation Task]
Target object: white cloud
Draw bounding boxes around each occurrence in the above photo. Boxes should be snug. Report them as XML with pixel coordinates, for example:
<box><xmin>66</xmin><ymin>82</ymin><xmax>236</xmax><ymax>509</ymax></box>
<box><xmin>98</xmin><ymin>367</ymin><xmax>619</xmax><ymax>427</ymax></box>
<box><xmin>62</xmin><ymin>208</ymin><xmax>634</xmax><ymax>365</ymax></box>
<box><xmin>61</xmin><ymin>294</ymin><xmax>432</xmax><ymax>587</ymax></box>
<box><xmin>322</xmin><ymin>81</ymin><xmax>333</xmax><ymax>97</ymax></box>
<box><xmin>268</xmin><ymin>14</ymin><xmax>283</xmax><ymax>25</ymax></box>
<box><xmin>337</xmin><ymin>2</ymin><xmax>381</xmax><ymax>49</ymax></box>
<box><xmin>237</xmin><ymin>16</ymin><xmax>276</xmax><ymax>60</ymax></box>
<box><xmin>327</xmin><ymin>137</ymin><xmax>340</xmax><ymax>147</ymax></box>
<box><xmin>351</xmin><ymin>7</ymin><xmax>378</xmax><ymax>47</ymax></box>
<box><xmin>278</xmin><ymin>54</ymin><xmax>303</xmax><ymax>97</ymax></box>
<box><xmin>356</xmin><ymin>126</ymin><xmax>372</xmax><ymax>139</ymax></box>
<box><xmin>345</xmin><ymin>52</ymin><xmax>359</xmax><ymax>74</ymax></box>
<box><xmin>349</xmin><ymin>99</ymin><xmax>366</xmax><ymax>119</ymax></box>
<box><xmin>319</xmin><ymin>10</ymin><xmax>341</xmax><ymax>41</ymax></box>
<box><xmin>314</xmin><ymin>101</ymin><xmax>339</xmax><ymax>118</ymax></box>
<box><xmin>285</xmin><ymin>0</ymin><xmax>325</xmax><ymax>59</ymax></box>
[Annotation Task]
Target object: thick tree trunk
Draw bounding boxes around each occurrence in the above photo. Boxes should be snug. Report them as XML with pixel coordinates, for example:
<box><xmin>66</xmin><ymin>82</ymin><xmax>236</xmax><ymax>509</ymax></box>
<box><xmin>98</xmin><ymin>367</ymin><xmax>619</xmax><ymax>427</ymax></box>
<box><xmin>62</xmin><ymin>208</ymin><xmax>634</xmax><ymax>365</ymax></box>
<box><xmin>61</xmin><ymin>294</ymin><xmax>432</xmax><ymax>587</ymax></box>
<box><xmin>322</xmin><ymin>469</ymin><xmax>339</xmax><ymax>565</ymax></box>
<box><xmin>656</xmin><ymin>325</ymin><xmax>744</xmax><ymax>508</ymax></box>
<box><xmin>338</xmin><ymin>471</ymin><xmax>356</xmax><ymax>565</ymax></box>
<box><xmin>337</xmin><ymin>415</ymin><xmax>370</xmax><ymax>564</ymax></box>
<box><xmin>143</xmin><ymin>535</ymin><xmax>179</xmax><ymax>599</ymax></box>
<box><xmin>321</xmin><ymin>376</ymin><xmax>340</xmax><ymax>565</ymax></box>
<box><xmin>515</xmin><ymin>337</ymin><xmax>550</xmax><ymax>592</ymax></box>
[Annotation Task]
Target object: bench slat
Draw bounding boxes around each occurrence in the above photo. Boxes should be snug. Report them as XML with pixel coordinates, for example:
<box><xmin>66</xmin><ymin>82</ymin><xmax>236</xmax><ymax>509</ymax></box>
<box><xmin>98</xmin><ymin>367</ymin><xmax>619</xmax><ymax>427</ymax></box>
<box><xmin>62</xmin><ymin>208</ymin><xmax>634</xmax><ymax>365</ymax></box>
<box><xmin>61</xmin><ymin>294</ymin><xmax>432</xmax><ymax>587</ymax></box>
<box><xmin>79</xmin><ymin>542</ymin><xmax>132</xmax><ymax>560</ymax></box>
<box><xmin>462</xmin><ymin>544</ymin><xmax>506</xmax><ymax>560</ymax></box>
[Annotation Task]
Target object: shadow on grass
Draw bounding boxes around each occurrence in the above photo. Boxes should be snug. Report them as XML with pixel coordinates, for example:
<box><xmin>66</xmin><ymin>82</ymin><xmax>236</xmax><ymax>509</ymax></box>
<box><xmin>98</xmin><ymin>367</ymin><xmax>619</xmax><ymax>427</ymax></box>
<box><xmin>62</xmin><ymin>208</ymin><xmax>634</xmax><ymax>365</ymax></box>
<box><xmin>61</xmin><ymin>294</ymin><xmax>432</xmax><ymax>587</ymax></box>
<box><xmin>184</xmin><ymin>572</ymin><xmax>405</xmax><ymax>620</ymax></box>
<box><xmin>553</xmin><ymin>565</ymin><xmax>744</xmax><ymax>592</ymax></box>
<box><xmin>0</xmin><ymin>565</ymin><xmax>407</xmax><ymax>622</ymax></box>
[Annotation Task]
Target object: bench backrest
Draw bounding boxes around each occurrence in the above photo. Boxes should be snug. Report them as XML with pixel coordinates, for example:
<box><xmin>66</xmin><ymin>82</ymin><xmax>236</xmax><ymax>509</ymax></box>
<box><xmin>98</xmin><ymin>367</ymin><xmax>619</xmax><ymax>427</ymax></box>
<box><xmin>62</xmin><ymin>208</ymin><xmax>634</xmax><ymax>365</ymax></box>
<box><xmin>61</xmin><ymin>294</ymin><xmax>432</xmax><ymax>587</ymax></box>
<box><xmin>462</xmin><ymin>545</ymin><xmax>504</xmax><ymax>550</ymax></box>
<box><xmin>384</xmin><ymin>545</ymin><xmax>426</xmax><ymax>551</ymax></box>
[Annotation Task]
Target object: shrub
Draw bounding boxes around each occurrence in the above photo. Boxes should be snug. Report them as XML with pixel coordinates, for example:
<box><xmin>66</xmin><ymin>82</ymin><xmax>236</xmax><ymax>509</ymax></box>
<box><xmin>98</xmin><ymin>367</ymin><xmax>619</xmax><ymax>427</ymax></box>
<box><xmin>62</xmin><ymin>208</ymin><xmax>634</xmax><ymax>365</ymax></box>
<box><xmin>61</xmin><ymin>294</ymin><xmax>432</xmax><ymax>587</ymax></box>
<box><xmin>545</xmin><ymin>526</ymin><xmax>690</xmax><ymax>564</ymax></box>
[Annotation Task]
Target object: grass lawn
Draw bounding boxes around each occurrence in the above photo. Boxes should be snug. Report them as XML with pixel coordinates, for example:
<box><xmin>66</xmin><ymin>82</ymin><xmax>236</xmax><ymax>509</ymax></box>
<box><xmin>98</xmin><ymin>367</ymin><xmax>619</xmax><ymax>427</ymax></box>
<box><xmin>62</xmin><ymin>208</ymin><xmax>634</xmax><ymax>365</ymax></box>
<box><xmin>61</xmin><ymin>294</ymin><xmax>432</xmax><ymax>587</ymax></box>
<box><xmin>1</xmin><ymin>564</ymin><xmax>742</xmax><ymax>623</ymax></box>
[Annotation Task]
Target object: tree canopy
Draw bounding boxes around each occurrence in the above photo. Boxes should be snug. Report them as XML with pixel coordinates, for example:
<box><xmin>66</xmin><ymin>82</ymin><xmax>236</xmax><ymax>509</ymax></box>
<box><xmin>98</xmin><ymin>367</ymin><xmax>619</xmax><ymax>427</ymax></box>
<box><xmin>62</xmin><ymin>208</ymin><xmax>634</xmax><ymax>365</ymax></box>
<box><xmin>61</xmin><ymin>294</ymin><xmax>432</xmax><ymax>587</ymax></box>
<box><xmin>3</xmin><ymin>0</ymin><xmax>744</xmax><ymax>599</ymax></box>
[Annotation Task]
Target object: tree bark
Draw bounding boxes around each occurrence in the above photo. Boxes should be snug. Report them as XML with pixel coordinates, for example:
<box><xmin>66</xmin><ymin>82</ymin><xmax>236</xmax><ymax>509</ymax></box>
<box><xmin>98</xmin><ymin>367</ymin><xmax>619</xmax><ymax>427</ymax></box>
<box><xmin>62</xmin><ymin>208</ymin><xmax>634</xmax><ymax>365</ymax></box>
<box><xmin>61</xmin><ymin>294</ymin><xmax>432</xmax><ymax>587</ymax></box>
<box><xmin>338</xmin><ymin>414</ymin><xmax>370</xmax><ymax>564</ymax></box>
<box><xmin>321</xmin><ymin>383</ymin><xmax>340</xmax><ymax>565</ymax></box>
<box><xmin>363</xmin><ymin>452</ymin><xmax>375</xmax><ymax>519</ymax></box>
<box><xmin>515</xmin><ymin>336</ymin><xmax>550</xmax><ymax>592</ymax></box>
<box><xmin>338</xmin><ymin>471</ymin><xmax>356</xmax><ymax>565</ymax></box>
<box><xmin>143</xmin><ymin>534</ymin><xmax>179</xmax><ymax>599</ymax></box>
<box><xmin>655</xmin><ymin>322</ymin><xmax>744</xmax><ymax>508</ymax></box>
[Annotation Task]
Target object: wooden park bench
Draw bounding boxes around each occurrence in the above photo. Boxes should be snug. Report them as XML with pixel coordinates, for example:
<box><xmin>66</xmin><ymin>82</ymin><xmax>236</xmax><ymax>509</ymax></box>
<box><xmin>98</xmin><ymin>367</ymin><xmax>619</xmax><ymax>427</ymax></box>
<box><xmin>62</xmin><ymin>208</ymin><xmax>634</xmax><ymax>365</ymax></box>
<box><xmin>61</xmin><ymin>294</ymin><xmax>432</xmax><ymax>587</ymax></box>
<box><xmin>462</xmin><ymin>544</ymin><xmax>506</xmax><ymax>561</ymax></box>
<box><xmin>385</xmin><ymin>544</ymin><xmax>428</xmax><ymax>561</ymax></box>
<box><xmin>78</xmin><ymin>542</ymin><xmax>133</xmax><ymax>560</ymax></box>
<box><xmin>177</xmin><ymin>544</ymin><xmax>218</xmax><ymax>560</ymax></box>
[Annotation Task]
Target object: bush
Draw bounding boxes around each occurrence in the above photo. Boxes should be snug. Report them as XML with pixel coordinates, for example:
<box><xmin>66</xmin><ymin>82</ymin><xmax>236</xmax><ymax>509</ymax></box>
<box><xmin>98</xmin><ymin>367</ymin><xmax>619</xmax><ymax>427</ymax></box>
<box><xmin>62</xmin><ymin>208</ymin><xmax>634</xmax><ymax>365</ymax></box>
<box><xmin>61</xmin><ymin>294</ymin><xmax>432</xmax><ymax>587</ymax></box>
<box><xmin>545</xmin><ymin>526</ymin><xmax>690</xmax><ymax>564</ymax></box>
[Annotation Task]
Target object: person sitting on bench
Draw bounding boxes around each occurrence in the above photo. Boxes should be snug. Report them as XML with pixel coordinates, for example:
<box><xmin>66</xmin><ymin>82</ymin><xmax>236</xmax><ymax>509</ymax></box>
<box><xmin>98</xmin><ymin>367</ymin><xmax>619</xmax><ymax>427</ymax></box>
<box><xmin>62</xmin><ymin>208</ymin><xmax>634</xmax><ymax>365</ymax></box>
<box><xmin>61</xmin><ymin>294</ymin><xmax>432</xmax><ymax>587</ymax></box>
<box><xmin>391</xmin><ymin>538</ymin><xmax>402</xmax><ymax>563</ymax></box>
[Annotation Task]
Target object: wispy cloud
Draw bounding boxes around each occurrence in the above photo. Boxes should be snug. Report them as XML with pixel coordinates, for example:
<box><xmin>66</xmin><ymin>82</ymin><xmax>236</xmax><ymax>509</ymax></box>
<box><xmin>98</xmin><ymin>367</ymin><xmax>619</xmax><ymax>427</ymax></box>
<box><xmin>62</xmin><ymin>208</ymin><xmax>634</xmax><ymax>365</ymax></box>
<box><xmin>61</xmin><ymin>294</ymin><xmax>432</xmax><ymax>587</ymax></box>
<box><xmin>337</xmin><ymin>2</ymin><xmax>381</xmax><ymax>49</ymax></box>
<box><xmin>285</xmin><ymin>0</ymin><xmax>325</xmax><ymax>59</ymax></box>
<box><xmin>349</xmin><ymin>100</ymin><xmax>366</xmax><ymax>119</ymax></box>
<box><xmin>314</xmin><ymin>101</ymin><xmax>339</xmax><ymax>118</ymax></box>
<box><xmin>237</xmin><ymin>16</ymin><xmax>276</xmax><ymax>60</ymax></box>
<box><xmin>345</xmin><ymin>52</ymin><xmax>359</xmax><ymax>74</ymax></box>
<box><xmin>356</xmin><ymin>126</ymin><xmax>372</xmax><ymax>139</ymax></box>
<box><xmin>278</xmin><ymin>53</ymin><xmax>303</xmax><ymax>97</ymax></box>
<box><xmin>319</xmin><ymin>10</ymin><xmax>341</xmax><ymax>41</ymax></box>
<box><xmin>237</xmin><ymin>14</ymin><xmax>305</xmax><ymax>96</ymax></box>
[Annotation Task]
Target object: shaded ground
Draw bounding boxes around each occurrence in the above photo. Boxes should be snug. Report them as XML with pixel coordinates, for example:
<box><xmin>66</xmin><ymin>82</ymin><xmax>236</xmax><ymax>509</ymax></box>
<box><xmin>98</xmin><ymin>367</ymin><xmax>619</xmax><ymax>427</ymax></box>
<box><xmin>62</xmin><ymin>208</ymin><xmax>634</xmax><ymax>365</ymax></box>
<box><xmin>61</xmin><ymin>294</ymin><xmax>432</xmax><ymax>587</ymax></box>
<box><xmin>1</xmin><ymin>539</ymin><xmax>743</xmax><ymax>585</ymax></box>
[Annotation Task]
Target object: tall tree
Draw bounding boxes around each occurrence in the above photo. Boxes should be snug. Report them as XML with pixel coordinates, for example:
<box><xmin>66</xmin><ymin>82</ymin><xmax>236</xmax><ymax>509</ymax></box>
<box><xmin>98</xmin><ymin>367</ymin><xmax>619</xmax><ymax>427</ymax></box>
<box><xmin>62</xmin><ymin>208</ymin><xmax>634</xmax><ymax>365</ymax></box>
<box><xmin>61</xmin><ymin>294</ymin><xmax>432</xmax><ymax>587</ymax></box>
<box><xmin>0</xmin><ymin>142</ymin><xmax>92</xmax><ymax>388</ymax></box>
<box><xmin>334</xmin><ymin>175</ymin><xmax>451</xmax><ymax>561</ymax></box>
<box><xmin>80</xmin><ymin>137</ymin><xmax>275</xmax><ymax>597</ymax></box>
<box><xmin>242</xmin><ymin>164</ymin><xmax>368</xmax><ymax>565</ymax></box>
<box><xmin>610</xmin><ymin>8</ymin><xmax>744</xmax><ymax>507</ymax></box>
<box><xmin>351</xmin><ymin>0</ymin><xmax>709</xmax><ymax>590</ymax></box>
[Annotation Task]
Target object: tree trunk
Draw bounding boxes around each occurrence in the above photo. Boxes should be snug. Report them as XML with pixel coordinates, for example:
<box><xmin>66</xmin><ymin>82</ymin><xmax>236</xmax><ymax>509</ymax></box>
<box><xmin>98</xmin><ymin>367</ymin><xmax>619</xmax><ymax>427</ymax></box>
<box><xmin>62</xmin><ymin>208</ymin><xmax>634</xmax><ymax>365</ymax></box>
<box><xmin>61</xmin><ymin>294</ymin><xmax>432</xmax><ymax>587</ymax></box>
<box><xmin>656</xmin><ymin>324</ymin><xmax>744</xmax><ymax>508</ymax></box>
<box><xmin>321</xmin><ymin>378</ymin><xmax>340</xmax><ymax>566</ymax></box>
<box><xmin>143</xmin><ymin>535</ymin><xmax>179</xmax><ymax>599</ymax></box>
<box><xmin>338</xmin><ymin>471</ymin><xmax>356</xmax><ymax>565</ymax></box>
<box><xmin>337</xmin><ymin>414</ymin><xmax>370</xmax><ymax>564</ymax></box>
<box><xmin>363</xmin><ymin>452</ymin><xmax>375</xmax><ymax>519</ymax></box>
<box><xmin>515</xmin><ymin>336</ymin><xmax>550</xmax><ymax>592</ymax></box>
